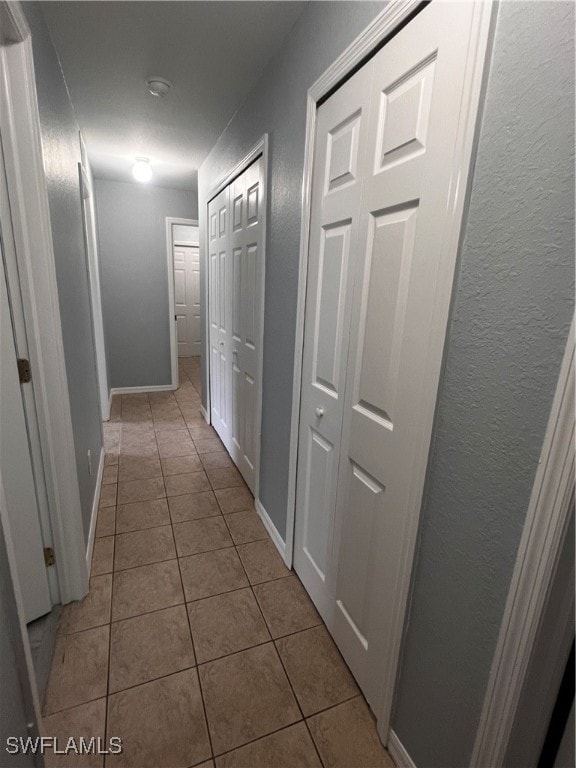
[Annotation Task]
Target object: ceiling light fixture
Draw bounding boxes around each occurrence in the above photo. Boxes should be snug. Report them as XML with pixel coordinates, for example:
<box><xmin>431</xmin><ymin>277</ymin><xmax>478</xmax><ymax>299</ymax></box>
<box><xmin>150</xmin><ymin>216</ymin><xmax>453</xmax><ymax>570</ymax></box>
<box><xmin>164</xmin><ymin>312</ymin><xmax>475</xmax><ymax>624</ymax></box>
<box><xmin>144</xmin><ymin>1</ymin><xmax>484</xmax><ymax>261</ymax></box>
<box><xmin>132</xmin><ymin>157</ymin><xmax>152</xmax><ymax>183</ymax></box>
<box><xmin>146</xmin><ymin>77</ymin><xmax>172</xmax><ymax>98</ymax></box>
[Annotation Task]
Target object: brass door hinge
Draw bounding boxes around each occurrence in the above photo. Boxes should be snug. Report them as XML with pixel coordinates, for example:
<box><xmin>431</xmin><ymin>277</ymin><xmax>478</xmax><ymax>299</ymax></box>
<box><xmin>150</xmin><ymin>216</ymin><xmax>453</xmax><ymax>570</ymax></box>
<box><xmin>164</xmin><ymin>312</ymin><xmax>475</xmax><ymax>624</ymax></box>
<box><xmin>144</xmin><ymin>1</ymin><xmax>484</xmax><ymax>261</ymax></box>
<box><xmin>17</xmin><ymin>359</ymin><xmax>31</xmax><ymax>383</ymax></box>
<box><xmin>44</xmin><ymin>547</ymin><xmax>55</xmax><ymax>567</ymax></box>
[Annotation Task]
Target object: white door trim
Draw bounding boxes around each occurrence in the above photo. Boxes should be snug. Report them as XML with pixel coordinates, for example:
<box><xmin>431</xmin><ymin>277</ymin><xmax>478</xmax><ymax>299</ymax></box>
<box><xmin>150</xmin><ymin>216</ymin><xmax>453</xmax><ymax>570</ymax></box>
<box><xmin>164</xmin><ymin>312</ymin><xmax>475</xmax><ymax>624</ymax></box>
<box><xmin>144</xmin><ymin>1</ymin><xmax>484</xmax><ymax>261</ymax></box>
<box><xmin>0</xmin><ymin>1</ymin><xmax>88</xmax><ymax>602</ymax></box>
<box><xmin>79</xmin><ymin>137</ymin><xmax>110</xmax><ymax>420</ymax></box>
<box><xmin>205</xmin><ymin>134</ymin><xmax>268</xmax><ymax>503</ymax></box>
<box><xmin>166</xmin><ymin>216</ymin><xmax>198</xmax><ymax>390</ymax></box>
<box><xmin>287</xmin><ymin>0</ymin><xmax>495</xmax><ymax>738</ymax></box>
<box><xmin>471</xmin><ymin>317</ymin><xmax>575</xmax><ymax>767</ymax></box>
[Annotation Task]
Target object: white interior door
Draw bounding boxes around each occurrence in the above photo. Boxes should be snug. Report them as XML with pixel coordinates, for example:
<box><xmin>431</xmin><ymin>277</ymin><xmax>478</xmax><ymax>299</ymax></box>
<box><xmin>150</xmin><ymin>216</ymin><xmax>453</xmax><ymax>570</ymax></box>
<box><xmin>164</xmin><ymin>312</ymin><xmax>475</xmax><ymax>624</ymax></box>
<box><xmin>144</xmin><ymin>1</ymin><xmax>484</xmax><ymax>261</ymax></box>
<box><xmin>208</xmin><ymin>187</ymin><xmax>231</xmax><ymax>445</ymax></box>
<box><xmin>293</xmin><ymin>65</ymin><xmax>373</xmax><ymax>617</ymax></box>
<box><xmin>1</xmin><ymin>243</ymin><xmax>51</xmax><ymax>624</ymax></box>
<box><xmin>229</xmin><ymin>157</ymin><xmax>264</xmax><ymax>492</ymax></box>
<box><xmin>295</xmin><ymin>0</ymin><xmax>487</xmax><ymax>714</ymax></box>
<box><xmin>174</xmin><ymin>244</ymin><xmax>201</xmax><ymax>357</ymax></box>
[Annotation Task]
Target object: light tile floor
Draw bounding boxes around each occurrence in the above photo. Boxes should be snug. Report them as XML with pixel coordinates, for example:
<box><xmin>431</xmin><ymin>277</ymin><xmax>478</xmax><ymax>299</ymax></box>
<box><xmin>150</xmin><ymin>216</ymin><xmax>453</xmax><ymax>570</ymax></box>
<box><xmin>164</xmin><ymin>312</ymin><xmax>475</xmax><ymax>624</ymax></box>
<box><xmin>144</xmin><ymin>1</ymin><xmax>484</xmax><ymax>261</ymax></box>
<box><xmin>43</xmin><ymin>356</ymin><xmax>393</xmax><ymax>768</ymax></box>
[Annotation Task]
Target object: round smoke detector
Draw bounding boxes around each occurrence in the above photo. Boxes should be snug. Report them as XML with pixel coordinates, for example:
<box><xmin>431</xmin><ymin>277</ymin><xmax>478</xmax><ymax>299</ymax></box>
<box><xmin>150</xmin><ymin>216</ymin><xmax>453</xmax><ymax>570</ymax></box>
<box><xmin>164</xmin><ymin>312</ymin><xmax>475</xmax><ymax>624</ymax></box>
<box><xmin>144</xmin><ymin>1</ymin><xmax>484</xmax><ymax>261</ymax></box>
<box><xmin>146</xmin><ymin>77</ymin><xmax>172</xmax><ymax>98</ymax></box>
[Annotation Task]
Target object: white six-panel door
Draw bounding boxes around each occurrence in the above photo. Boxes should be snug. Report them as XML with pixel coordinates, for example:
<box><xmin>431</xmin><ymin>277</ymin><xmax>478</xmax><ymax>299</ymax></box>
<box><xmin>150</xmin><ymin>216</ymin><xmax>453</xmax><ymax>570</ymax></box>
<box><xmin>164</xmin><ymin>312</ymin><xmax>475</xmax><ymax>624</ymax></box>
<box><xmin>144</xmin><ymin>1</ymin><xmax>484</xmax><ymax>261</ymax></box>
<box><xmin>174</xmin><ymin>244</ymin><xmax>201</xmax><ymax>356</ymax></box>
<box><xmin>293</xmin><ymin>64</ymin><xmax>373</xmax><ymax>616</ymax></box>
<box><xmin>208</xmin><ymin>187</ymin><xmax>231</xmax><ymax>443</ymax></box>
<box><xmin>208</xmin><ymin>157</ymin><xmax>264</xmax><ymax>492</ymax></box>
<box><xmin>295</xmin><ymin>0</ymin><xmax>488</xmax><ymax>715</ymax></box>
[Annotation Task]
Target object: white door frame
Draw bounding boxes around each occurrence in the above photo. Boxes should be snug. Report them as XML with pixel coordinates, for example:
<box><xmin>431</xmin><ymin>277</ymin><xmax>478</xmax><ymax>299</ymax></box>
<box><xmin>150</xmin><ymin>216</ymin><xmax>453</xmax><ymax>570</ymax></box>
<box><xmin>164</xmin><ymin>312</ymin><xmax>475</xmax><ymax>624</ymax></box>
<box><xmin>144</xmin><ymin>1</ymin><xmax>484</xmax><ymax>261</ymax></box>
<box><xmin>0</xmin><ymin>1</ymin><xmax>88</xmax><ymax>603</ymax></box>
<box><xmin>287</xmin><ymin>0</ymin><xmax>495</xmax><ymax>740</ymax></box>
<box><xmin>471</xmin><ymin>317</ymin><xmax>575</xmax><ymax>767</ymax></box>
<box><xmin>204</xmin><ymin>134</ymin><xmax>268</xmax><ymax>502</ymax></box>
<box><xmin>166</xmin><ymin>216</ymin><xmax>199</xmax><ymax>390</ymax></box>
<box><xmin>79</xmin><ymin>134</ymin><xmax>110</xmax><ymax>421</ymax></box>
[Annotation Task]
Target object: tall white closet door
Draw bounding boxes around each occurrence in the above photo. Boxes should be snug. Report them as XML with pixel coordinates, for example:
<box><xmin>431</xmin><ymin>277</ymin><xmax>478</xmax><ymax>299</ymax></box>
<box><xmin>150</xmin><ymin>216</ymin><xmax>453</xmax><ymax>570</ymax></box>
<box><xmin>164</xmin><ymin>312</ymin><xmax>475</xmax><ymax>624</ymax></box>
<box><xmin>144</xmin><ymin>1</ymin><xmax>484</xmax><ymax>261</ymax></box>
<box><xmin>208</xmin><ymin>187</ymin><xmax>231</xmax><ymax>445</ymax></box>
<box><xmin>208</xmin><ymin>157</ymin><xmax>264</xmax><ymax>491</ymax></box>
<box><xmin>293</xmin><ymin>64</ymin><xmax>373</xmax><ymax>617</ymax></box>
<box><xmin>229</xmin><ymin>157</ymin><xmax>264</xmax><ymax>492</ymax></box>
<box><xmin>295</xmin><ymin>0</ymin><xmax>488</xmax><ymax>715</ymax></box>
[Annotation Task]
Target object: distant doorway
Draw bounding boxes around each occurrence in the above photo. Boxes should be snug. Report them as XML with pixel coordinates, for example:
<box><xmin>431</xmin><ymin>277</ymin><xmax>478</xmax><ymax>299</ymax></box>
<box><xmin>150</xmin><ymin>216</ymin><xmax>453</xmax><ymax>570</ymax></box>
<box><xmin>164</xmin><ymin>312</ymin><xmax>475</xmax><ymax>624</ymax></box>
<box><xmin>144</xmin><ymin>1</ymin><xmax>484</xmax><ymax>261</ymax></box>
<box><xmin>166</xmin><ymin>218</ymin><xmax>200</xmax><ymax>387</ymax></box>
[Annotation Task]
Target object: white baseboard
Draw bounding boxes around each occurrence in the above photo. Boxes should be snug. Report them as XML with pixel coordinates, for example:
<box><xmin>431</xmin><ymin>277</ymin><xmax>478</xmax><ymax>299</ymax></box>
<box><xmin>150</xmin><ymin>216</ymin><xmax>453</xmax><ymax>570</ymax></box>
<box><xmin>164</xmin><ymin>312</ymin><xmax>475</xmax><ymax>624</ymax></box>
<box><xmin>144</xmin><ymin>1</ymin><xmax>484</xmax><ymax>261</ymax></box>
<box><xmin>255</xmin><ymin>499</ymin><xmax>290</xmax><ymax>567</ymax></box>
<box><xmin>388</xmin><ymin>730</ymin><xmax>417</xmax><ymax>768</ymax></box>
<box><xmin>200</xmin><ymin>405</ymin><xmax>210</xmax><ymax>424</ymax></box>
<box><xmin>85</xmin><ymin>447</ymin><xmax>105</xmax><ymax>576</ymax></box>
<box><xmin>110</xmin><ymin>384</ymin><xmax>176</xmax><ymax>395</ymax></box>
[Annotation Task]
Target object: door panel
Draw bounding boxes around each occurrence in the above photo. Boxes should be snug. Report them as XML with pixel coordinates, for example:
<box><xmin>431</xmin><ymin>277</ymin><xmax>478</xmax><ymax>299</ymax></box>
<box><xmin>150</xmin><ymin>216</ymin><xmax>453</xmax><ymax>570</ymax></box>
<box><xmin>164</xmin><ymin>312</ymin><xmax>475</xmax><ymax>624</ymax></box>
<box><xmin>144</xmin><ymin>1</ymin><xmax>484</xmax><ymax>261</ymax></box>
<box><xmin>332</xmin><ymin>1</ymin><xmax>484</xmax><ymax>709</ymax></box>
<box><xmin>208</xmin><ymin>188</ymin><xmax>230</xmax><ymax>445</ymax></box>
<box><xmin>294</xmin><ymin>0</ymin><xmax>487</xmax><ymax>716</ymax></box>
<box><xmin>1</xmin><ymin>258</ymin><xmax>51</xmax><ymax>622</ymax></box>
<box><xmin>227</xmin><ymin>156</ymin><xmax>263</xmax><ymax>492</ymax></box>
<box><xmin>294</xmin><ymin>63</ymin><xmax>374</xmax><ymax>619</ymax></box>
<box><xmin>173</xmin><ymin>244</ymin><xmax>200</xmax><ymax>357</ymax></box>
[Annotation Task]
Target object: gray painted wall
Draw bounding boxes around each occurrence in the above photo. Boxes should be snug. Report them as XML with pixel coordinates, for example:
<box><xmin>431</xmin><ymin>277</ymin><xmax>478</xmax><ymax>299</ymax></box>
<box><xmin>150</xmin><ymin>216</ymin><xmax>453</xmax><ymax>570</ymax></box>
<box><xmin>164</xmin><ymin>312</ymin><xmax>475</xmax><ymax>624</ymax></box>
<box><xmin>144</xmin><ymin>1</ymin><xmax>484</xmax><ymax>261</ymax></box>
<box><xmin>25</xmin><ymin>4</ymin><xmax>103</xmax><ymax>545</ymax></box>
<box><xmin>391</xmin><ymin>3</ymin><xmax>575</xmax><ymax>765</ymax></box>
<box><xmin>198</xmin><ymin>0</ymin><xmax>387</xmax><ymax>534</ymax></box>
<box><xmin>94</xmin><ymin>179</ymin><xmax>197</xmax><ymax>389</ymax></box>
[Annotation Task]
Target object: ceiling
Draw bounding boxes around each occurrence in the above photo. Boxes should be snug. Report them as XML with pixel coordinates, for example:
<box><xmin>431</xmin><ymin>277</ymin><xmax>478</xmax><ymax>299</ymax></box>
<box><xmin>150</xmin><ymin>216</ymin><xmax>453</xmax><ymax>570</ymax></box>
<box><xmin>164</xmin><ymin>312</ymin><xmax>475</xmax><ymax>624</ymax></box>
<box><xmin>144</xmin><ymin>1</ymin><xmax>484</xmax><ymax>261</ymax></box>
<box><xmin>42</xmin><ymin>1</ymin><xmax>307</xmax><ymax>191</ymax></box>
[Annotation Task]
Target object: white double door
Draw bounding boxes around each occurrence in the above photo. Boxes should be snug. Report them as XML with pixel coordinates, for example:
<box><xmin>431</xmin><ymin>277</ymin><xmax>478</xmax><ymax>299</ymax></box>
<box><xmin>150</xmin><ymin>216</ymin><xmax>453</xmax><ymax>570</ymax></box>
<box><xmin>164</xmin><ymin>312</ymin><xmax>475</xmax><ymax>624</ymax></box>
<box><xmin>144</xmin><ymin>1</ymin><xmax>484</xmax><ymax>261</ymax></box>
<box><xmin>174</xmin><ymin>243</ymin><xmax>201</xmax><ymax>356</ymax></box>
<box><xmin>295</xmin><ymin>1</ymin><xmax>485</xmax><ymax>714</ymax></box>
<box><xmin>208</xmin><ymin>157</ymin><xmax>263</xmax><ymax>492</ymax></box>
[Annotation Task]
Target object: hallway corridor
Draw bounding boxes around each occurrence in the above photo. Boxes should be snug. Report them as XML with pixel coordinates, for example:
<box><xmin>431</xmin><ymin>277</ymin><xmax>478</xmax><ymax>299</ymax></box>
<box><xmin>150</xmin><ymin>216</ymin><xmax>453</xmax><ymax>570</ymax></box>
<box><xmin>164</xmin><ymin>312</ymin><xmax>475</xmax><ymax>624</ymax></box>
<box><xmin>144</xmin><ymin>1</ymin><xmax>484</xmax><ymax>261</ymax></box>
<box><xmin>42</xmin><ymin>359</ymin><xmax>392</xmax><ymax>767</ymax></box>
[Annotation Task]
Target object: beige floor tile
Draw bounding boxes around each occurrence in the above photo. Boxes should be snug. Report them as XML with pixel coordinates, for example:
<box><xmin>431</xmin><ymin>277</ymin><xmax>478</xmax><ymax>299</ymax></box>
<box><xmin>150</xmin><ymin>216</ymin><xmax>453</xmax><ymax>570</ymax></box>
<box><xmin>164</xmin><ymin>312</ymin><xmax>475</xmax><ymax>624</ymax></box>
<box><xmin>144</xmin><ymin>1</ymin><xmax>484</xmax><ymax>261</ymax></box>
<box><xmin>95</xmin><ymin>505</ymin><xmax>115</xmax><ymax>538</ymax></box>
<box><xmin>194</xmin><ymin>438</ymin><xmax>225</xmax><ymax>454</ymax></box>
<box><xmin>66</xmin><ymin>574</ymin><xmax>112</xmax><ymax>634</ymax></box>
<box><xmin>188</xmin><ymin>588</ymin><xmax>270</xmax><ymax>664</ymax></box>
<box><xmin>199</xmin><ymin>644</ymin><xmax>300</xmax><ymax>755</ymax></box>
<box><xmin>121</xmin><ymin>421</ymin><xmax>154</xmax><ymax>435</ymax></box>
<box><xmin>112</xmin><ymin>560</ymin><xmax>184</xmax><ymax>621</ymax></box>
<box><xmin>106</xmin><ymin>669</ymin><xmax>210</xmax><ymax>768</ymax></box>
<box><xmin>153</xmin><ymin>417</ymin><xmax>188</xmax><ymax>432</ymax></box>
<box><xmin>168</xmin><ymin>491</ymin><xmax>221</xmax><ymax>523</ymax></box>
<box><xmin>194</xmin><ymin>762</ymin><xmax>215</xmax><ymax>768</ymax></box>
<box><xmin>236</xmin><ymin>540</ymin><xmax>289</xmax><ymax>585</ymax></box>
<box><xmin>115</xmin><ymin>499</ymin><xmax>170</xmax><ymax>533</ymax></box>
<box><xmin>156</xmin><ymin>428</ymin><xmax>191</xmax><ymax>445</ymax></box>
<box><xmin>157</xmin><ymin>440</ymin><xmax>197</xmax><ymax>459</ymax></box>
<box><xmin>118</xmin><ymin>456</ymin><xmax>162</xmax><ymax>482</ymax></box>
<box><xmin>189</xmin><ymin>425</ymin><xmax>219</xmax><ymax>441</ymax></box>
<box><xmin>174</xmin><ymin>517</ymin><xmax>233</xmax><ymax>557</ymax></box>
<box><xmin>307</xmin><ymin>697</ymin><xmax>393</xmax><ymax>768</ymax></box>
<box><xmin>224</xmin><ymin>510</ymin><xmax>267</xmax><ymax>545</ymax></box>
<box><xmin>91</xmin><ymin>536</ymin><xmax>114</xmax><ymax>576</ymax></box>
<box><xmin>117</xmin><ymin>477</ymin><xmax>165</xmax><ymax>505</ymax></box>
<box><xmin>104</xmin><ymin>451</ymin><xmax>119</xmax><ymax>467</ymax></box>
<box><xmin>109</xmin><ymin>605</ymin><xmax>195</xmax><ymax>693</ymax></box>
<box><xmin>98</xmin><ymin>483</ymin><xmax>117</xmax><ymax>508</ymax></box>
<box><xmin>44</xmin><ymin>626</ymin><xmax>109</xmax><ymax>714</ymax></box>
<box><xmin>276</xmin><ymin>626</ymin><xmax>359</xmax><ymax>715</ymax></box>
<box><xmin>180</xmin><ymin>549</ymin><xmax>248</xmax><ymax>602</ymax></box>
<box><xmin>253</xmin><ymin>575</ymin><xmax>321</xmax><ymax>639</ymax></box>
<box><xmin>43</xmin><ymin>698</ymin><xmax>106</xmax><ymax>768</ymax></box>
<box><xmin>102</xmin><ymin>465</ymin><xmax>118</xmax><ymax>485</ymax></box>
<box><xmin>215</xmin><ymin>722</ymin><xmax>322</xmax><ymax>768</ymax></box>
<box><xmin>165</xmin><ymin>471</ymin><xmax>211</xmax><ymax>497</ymax></box>
<box><xmin>114</xmin><ymin>525</ymin><xmax>176</xmax><ymax>571</ymax></box>
<box><xmin>120</xmin><ymin>434</ymin><xmax>158</xmax><ymax>459</ymax></box>
<box><xmin>161</xmin><ymin>454</ymin><xmax>203</xmax><ymax>475</ymax></box>
<box><xmin>199</xmin><ymin>452</ymin><xmax>234</xmax><ymax>470</ymax></box>
<box><xmin>214</xmin><ymin>487</ymin><xmax>254</xmax><ymax>514</ymax></box>
<box><xmin>206</xmin><ymin>467</ymin><xmax>246</xmax><ymax>491</ymax></box>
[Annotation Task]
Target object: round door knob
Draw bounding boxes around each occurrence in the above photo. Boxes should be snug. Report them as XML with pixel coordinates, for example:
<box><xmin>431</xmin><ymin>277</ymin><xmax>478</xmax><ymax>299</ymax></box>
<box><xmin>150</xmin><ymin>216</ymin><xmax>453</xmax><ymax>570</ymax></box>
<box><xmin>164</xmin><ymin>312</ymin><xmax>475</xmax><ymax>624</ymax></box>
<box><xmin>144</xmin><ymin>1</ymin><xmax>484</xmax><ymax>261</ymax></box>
<box><xmin>220</xmin><ymin>341</ymin><xmax>224</xmax><ymax>346</ymax></box>
<box><xmin>315</xmin><ymin>407</ymin><xmax>324</xmax><ymax>418</ymax></box>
